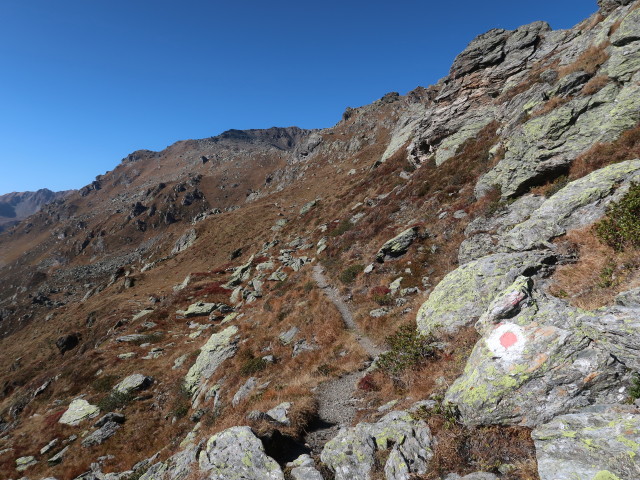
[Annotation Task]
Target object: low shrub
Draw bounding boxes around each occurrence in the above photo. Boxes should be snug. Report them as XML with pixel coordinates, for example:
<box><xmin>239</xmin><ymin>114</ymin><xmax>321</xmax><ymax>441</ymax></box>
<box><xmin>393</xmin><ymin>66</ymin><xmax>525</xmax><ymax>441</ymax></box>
<box><xmin>339</xmin><ymin>264</ymin><xmax>364</xmax><ymax>284</ymax></box>
<box><xmin>595</xmin><ymin>182</ymin><xmax>640</xmax><ymax>251</ymax></box>
<box><xmin>329</xmin><ymin>220</ymin><xmax>353</xmax><ymax>237</ymax></box>
<box><xmin>240</xmin><ymin>355</ymin><xmax>267</xmax><ymax>376</ymax></box>
<box><xmin>97</xmin><ymin>391</ymin><xmax>133</xmax><ymax>411</ymax></box>
<box><xmin>91</xmin><ymin>374</ymin><xmax>119</xmax><ymax>393</ymax></box>
<box><xmin>370</xmin><ymin>286</ymin><xmax>393</xmax><ymax>306</ymax></box>
<box><xmin>377</xmin><ymin>325</ymin><xmax>436</xmax><ymax>376</ymax></box>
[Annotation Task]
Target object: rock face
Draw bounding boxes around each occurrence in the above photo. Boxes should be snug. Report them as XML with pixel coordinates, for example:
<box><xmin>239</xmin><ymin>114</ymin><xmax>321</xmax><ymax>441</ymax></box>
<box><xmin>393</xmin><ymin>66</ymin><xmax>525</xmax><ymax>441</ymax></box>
<box><xmin>184</xmin><ymin>325</ymin><xmax>239</xmax><ymax>396</ymax></box>
<box><xmin>59</xmin><ymin>398</ymin><xmax>100</xmax><ymax>426</ymax></box>
<box><xmin>533</xmin><ymin>405</ymin><xmax>640</xmax><ymax>480</ymax></box>
<box><xmin>320</xmin><ymin>410</ymin><xmax>433</xmax><ymax>480</ymax></box>
<box><xmin>198</xmin><ymin>426</ymin><xmax>284</xmax><ymax>480</ymax></box>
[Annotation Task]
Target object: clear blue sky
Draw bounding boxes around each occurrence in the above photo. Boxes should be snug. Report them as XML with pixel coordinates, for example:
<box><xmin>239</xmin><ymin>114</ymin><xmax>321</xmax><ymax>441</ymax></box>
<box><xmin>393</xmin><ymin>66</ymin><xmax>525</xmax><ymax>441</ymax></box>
<box><xmin>0</xmin><ymin>0</ymin><xmax>596</xmax><ymax>194</ymax></box>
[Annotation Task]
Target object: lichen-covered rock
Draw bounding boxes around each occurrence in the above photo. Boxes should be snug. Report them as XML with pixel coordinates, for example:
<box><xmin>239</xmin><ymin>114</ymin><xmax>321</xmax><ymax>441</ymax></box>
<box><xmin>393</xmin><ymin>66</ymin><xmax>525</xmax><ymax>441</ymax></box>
<box><xmin>225</xmin><ymin>256</ymin><xmax>254</xmax><ymax>288</ymax></box>
<box><xmin>598</xmin><ymin>0</ymin><xmax>634</xmax><ymax>14</ymax></box>
<box><xmin>320</xmin><ymin>410</ymin><xmax>433</xmax><ymax>480</ymax></box>
<box><xmin>113</xmin><ymin>374</ymin><xmax>153</xmax><ymax>395</ymax></box>
<box><xmin>184</xmin><ymin>326</ymin><xmax>239</xmax><ymax>396</ymax></box>
<box><xmin>15</xmin><ymin>455</ymin><xmax>37</xmax><ymax>471</ymax></box>
<box><xmin>59</xmin><ymin>398</ymin><xmax>100</xmax><ymax>426</ymax></box>
<box><xmin>376</xmin><ymin>226</ymin><xmax>419</xmax><ymax>262</ymax></box>
<box><xmin>446</xmin><ymin>278</ymin><xmax>627</xmax><ymax>426</ymax></box>
<box><xmin>139</xmin><ymin>442</ymin><xmax>200</xmax><ymax>480</ymax></box>
<box><xmin>434</xmin><ymin>108</ymin><xmax>496</xmax><ymax>165</ymax></box>
<box><xmin>279</xmin><ymin>326</ymin><xmax>299</xmax><ymax>345</ymax></box>
<box><xmin>533</xmin><ymin>405</ymin><xmax>640</xmax><ymax>480</ymax></box>
<box><xmin>605</xmin><ymin>38</ymin><xmax>640</xmax><ymax>82</ymax></box>
<box><xmin>198</xmin><ymin>426</ymin><xmax>284</xmax><ymax>480</ymax></box>
<box><xmin>416</xmin><ymin>251</ymin><xmax>553</xmax><ymax>335</ymax></box>
<box><xmin>502</xmin><ymin>159</ymin><xmax>640</xmax><ymax>251</ymax></box>
<box><xmin>444</xmin><ymin>473</ymin><xmax>499</xmax><ymax>480</ymax></box>
<box><xmin>300</xmin><ymin>199</ymin><xmax>319</xmax><ymax>215</ymax></box>
<box><xmin>288</xmin><ymin>454</ymin><xmax>323</xmax><ymax>480</ymax></box>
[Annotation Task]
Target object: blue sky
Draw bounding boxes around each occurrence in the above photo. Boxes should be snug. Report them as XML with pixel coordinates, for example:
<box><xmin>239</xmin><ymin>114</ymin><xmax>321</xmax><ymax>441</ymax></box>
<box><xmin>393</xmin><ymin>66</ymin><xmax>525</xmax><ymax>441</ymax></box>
<box><xmin>0</xmin><ymin>0</ymin><xmax>596</xmax><ymax>194</ymax></box>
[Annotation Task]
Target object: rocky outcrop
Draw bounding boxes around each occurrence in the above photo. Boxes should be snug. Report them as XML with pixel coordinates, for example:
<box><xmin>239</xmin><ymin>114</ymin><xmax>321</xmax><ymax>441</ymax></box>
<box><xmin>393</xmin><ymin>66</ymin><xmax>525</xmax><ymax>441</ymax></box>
<box><xmin>320</xmin><ymin>410</ymin><xmax>433</xmax><ymax>480</ymax></box>
<box><xmin>533</xmin><ymin>405</ymin><xmax>640</xmax><ymax>479</ymax></box>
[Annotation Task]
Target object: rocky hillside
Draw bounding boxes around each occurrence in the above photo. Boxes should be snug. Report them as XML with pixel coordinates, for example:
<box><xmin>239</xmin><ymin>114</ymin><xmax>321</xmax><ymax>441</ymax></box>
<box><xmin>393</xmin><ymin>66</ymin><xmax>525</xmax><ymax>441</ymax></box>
<box><xmin>1</xmin><ymin>1</ymin><xmax>640</xmax><ymax>479</ymax></box>
<box><xmin>0</xmin><ymin>189</ymin><xmax>71</xmax><ymax>233</ymax></box>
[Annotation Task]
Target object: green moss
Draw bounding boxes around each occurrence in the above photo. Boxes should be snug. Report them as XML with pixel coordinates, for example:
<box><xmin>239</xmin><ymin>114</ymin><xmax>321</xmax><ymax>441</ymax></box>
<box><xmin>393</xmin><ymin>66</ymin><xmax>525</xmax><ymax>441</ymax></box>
<box><xmin>592</xmin><ymin>471</ymin><xmax>622</xmax><ymax>480</ymax></box>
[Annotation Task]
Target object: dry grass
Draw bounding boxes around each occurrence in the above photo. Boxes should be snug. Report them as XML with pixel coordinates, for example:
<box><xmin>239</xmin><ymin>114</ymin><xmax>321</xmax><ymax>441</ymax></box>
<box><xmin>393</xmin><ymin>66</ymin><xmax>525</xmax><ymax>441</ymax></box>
<box><xmin>529</xmin><ymin>96</ymin><xmax>572</xmax><ymax>118</ymax></box>
<box><xmin>569</xmin><ymin>124</ymin><xmax>640</xmax><ymax>180</ymax></box>
<box><xmin>580</xmin><ymin>75</ymin><xmax>610</xmax><ymax>96</ymax></box>
<box><xmin>558</xmin><ymin>42</ymin><xmax>610</xmax><ymax>78</ymax></box>
<box><xmin>550</xmin><ymin>227</ymin><xmax>640</xmax><ymax>309</ymax></box>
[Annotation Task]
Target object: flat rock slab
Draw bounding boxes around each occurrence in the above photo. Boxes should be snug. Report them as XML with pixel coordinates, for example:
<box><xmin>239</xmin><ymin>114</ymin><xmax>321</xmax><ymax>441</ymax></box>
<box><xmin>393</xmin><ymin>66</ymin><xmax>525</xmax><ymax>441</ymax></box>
<box><xmin>533</xmin><ymin>405</ymin><xmax>640</xmax><ymax>480</ymax></box>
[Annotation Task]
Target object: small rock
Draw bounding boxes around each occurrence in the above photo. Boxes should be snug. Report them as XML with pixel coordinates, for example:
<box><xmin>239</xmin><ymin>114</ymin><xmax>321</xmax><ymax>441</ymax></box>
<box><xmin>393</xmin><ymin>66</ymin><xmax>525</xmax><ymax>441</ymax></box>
<box><xmin>370</xmin><ymin>307</ymin><xmax>389</xmax><ymax>318</ymax></box>
<box><xmin>16</xmin><ymin>455</ymin><xmax>37</xmax><ymax>472</ymax></box>
<box><xmin>279</xmin><ymin>327</ymin><xmax>299</xmax><ymax>345</ymax></box>
<box><xmin>232</xmin><ymin>377</ymin><xmax>258</xmax><ymax>406</ymax></box>
<box><xmin>265</xmin><ymin>402</ymin><xmax>292</xmax><ymax>425</ymax></box>
<box><xmin>48</xmin><ymin>445</ymin><xmax>70</xmax><ymax>465</ymax></box>
<box><xmin>40</xmin><ymin>438</ymin><xmax>59</xmax><ymax>455</ymax></box>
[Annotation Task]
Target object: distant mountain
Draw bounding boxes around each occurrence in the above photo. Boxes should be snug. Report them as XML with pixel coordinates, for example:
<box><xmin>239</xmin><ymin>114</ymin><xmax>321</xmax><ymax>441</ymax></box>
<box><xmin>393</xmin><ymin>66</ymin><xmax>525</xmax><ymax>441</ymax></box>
<box><xmin>0</xmin><ymin>188</ymin><xmax>71</xmax><ymax>232</ymax></box>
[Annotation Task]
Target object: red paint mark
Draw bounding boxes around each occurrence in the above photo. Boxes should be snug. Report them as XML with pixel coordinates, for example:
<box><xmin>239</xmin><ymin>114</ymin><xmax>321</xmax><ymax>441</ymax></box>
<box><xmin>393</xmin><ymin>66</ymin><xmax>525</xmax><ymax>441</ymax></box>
<box><xmin>500</xmin><ymin>331</ymin><xmax>518</xmax><ymax>349</ymax></box>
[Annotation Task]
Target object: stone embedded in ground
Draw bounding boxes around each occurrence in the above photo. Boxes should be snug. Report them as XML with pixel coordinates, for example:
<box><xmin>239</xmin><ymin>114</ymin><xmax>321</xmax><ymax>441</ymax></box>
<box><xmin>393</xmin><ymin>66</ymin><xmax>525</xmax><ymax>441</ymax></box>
<box><xmin>265</xmin><ymin>402</ymin><xmax>291</xmax><ymax>425</ymax></box>
<box><xmin>113</xmin><ymin>374</ymin><xmax>153</xmax><ymax>395</ymax></box>
<box><xmin>48</xmin><ymin>445</ymin><xmax>70</xmax><ymax>465</ymax></box>
<box><xmin>198</xmin><ymin>426</ymin><xmax>284</xmax><ymax>480</ymax></box>
<box><xmin>533</xmin><ymin>405</ymin><xmax>640</xmax><ymax>480</ymax></box>
<box><xmin>182</xmin><ymin>301</ymin><xmax>217</xmax><ymax>318</ymax></box>
<box><xmin>94</xmin><ymin>412</ymin><xmax>126</xmax><ymax>428</ymax></box>
<box><xmin>82</xmin><ymin>421</ymin><xmax>121</xmax><ymax>447</ymax></box>
<box><xmin>172</xmin><ymin>228</ymin><xmax>197</xmax><ymax>254</ymax></box>
<box><xmin>279</xmin><ymin>326</ymin><xmax>299</xmax><ymax>345</ymax></box>
<box><xmin>59</xmin><ymin>398</ymin><xmax>100</xmax><ymax>426</ymax></box>
<box><xmin>232</xmin><ymin>377</ymin><xmax>258</xmax><ymax>406</ymax></box>
<box><xmin>184</xmin><ymin>325</ymin><xmax>239</xmax><ymax>396</ymax></box>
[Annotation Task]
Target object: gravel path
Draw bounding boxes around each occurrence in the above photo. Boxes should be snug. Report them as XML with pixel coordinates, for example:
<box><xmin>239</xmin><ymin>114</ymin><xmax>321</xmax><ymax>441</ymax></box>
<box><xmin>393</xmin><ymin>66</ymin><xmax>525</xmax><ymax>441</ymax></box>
<box><xmin>312</xmin><ymin>265</ymin><xmax>384</xmax><ymax>358</ymax></box>
<box><xmin>305</xmin><ymin>265</ymin><xmax>383</xmax><ymax>453</ymax></box>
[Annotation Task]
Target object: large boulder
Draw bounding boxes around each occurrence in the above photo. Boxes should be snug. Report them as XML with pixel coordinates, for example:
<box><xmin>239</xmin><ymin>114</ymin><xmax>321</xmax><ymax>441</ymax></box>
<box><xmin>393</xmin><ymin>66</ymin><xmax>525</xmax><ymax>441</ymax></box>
<box><xmin>184</xmin><ymin>326</ymin><xmax>239</xmax><ymax>396</ymax></box>
<box><xmin>445</xmin><ymin>277</ymin><xmax>628</xmax><ymax>426</ymax></box>
<box><xmin>288</xmin><ymin>454</ymin><xmax>323</xmax><ymax>480</ymax></box>
<box><xmin>198</xmin><ymin>426</ymin><xmax>284</xmax><ymax>480</ymax></box>
<box><xmin>533</xmin><ymin>405</ymin><xmax>640</xmax><ymax>480</ymax></box>
<box><xmin>320</xmin><ymin>410</ymin><xmax>433</xmax><ymax>480</ymax></box>
<box><xmin>172</xmin><ymin>228</ymin><xmax>197</xmax><ymax>254</ymax></box>
<box><xmin>59</xmin><ymin>398</ymin><xmax>100</xmax><ymax>426</ymax></box>
<box><xmin>416</xmin><ymin>250</ymin><xmax>554</xmax><ymax>336</ymax></box>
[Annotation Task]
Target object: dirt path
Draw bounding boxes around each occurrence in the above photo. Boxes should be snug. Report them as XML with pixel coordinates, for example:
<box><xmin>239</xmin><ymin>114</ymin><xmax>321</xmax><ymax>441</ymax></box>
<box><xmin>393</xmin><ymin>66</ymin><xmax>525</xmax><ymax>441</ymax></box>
<box><xmin>305</xmin><ymin>265</ymin><xmax>384</xmax><ymax>453</ymax></box>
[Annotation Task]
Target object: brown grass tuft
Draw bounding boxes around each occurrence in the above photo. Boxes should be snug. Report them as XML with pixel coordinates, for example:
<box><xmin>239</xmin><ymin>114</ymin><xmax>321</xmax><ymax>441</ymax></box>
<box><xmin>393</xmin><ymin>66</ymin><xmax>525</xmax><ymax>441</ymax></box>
<box><xmin>558</xmin><ymin>42</ymin><xmax>610</xmax><ymax>78</ymax></box>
